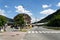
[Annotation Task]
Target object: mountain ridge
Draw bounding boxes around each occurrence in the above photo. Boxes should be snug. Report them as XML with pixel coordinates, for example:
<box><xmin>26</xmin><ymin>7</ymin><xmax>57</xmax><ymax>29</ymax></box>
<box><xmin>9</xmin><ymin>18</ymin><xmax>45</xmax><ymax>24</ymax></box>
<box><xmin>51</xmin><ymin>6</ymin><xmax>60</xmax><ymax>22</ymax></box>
<box><xmin>37</xmin><ymin>9</ymin><xmax>60</xmax><ymax>23</ymax></box>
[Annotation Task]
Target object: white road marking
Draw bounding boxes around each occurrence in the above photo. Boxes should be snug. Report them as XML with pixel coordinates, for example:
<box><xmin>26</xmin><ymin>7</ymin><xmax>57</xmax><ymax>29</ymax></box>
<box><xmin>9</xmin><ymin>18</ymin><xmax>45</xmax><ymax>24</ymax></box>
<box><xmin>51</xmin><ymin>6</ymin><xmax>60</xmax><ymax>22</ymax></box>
<box><xmin>28</xmin><ymin>31</ymin><xmax>31</xmax><ymax>33</ymax></box>
<box><xmin>32</xmin><ymin>31</ymin><xmax>35</xmax><ymax>33</ymax></box>
<box><xmin>39</xmin><ymin>31</ymin><xmax>42</xmax><ymax>33</ymax></box>
<box><xmin>27</xmin><ymin>31</ymin><xmax>60</xmax><ymax>34</ymax></box>
<box><xmin>35</xmin><ymin>31</ymin><xmax>38</xmax><ymax>33</ymax></box>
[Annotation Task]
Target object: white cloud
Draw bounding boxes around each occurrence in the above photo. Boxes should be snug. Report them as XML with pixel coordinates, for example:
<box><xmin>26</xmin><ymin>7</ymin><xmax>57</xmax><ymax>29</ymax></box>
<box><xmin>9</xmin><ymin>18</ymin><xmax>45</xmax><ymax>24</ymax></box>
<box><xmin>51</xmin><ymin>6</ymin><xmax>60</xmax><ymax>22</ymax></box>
<box><xmin>31</xmin><ymin>17</ymin><xmax>41</xmax><ymax>23</ymax></box>
<box><xmin>40</xmin><ymin>9</ymin><xmax>56</xmax><ymax>15</ymax></box>
<box><xmin>31</xmin><ymin>17</ymin><xmax>35</xmax><ymax>23</ymax></box>
<box><xmin>15</xmin><ymin>5</ymin><xmax>32</xmax><ymax>16</ymax></box>
<box><xmin>57</xmin><ymin>2</ymin><xmax>60</xmax><ymax>7</ymax></box>
<box><xmin>42</xmin><ymin>4</ymin><xmax>51</xmax><ymax>9</ymax></box>
<box><xmin>15</xmin><ymin>5</ymin><xmax>35</xmax><ymax>22</ymax></box>
<box><xmin>40</xmin><ymin>16</ymin><xmax>45</xmax><ymax>19</ymax></box>
<box><xmin>0</xmin><ymin>9</ymin><xmax>6</xmax><ymax>16</ymax></box>
<box><xmin>5</xmin><ymin>5</ymin><xmax>8</xmax><ymax>8</ymax></box>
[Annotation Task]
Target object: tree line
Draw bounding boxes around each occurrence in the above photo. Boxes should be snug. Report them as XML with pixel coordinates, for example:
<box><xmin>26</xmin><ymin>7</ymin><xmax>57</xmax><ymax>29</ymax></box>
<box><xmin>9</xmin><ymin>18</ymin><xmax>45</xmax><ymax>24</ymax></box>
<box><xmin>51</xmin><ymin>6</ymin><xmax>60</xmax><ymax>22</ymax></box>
<box><xmin>0</xmin><ymin>13</ymin><xmax>31</xmax><ymax>31</ymax></box>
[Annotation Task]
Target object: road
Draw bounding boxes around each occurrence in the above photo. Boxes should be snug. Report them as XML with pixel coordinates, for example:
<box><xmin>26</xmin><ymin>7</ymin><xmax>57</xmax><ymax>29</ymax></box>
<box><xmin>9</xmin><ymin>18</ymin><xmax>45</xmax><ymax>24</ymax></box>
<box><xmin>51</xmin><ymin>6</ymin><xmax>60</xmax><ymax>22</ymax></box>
<box><xmin>24</xmin><ymin>26</ymin><xmax>60</xmax><ymax>40</ymax></box>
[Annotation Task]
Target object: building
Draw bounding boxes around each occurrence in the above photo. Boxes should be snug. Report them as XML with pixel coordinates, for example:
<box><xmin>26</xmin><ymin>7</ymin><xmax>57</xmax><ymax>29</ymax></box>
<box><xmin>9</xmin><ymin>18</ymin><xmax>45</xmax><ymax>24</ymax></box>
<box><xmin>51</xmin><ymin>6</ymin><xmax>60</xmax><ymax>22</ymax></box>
<box><xmin>20</xmin><ymin>13</ymin><xmax>31</xmax><ymax>28</ymax></box>
<box><xmin>21</xmin><ymin>13</ymin><xmax>31</xmax><ymax>24</ymax></box>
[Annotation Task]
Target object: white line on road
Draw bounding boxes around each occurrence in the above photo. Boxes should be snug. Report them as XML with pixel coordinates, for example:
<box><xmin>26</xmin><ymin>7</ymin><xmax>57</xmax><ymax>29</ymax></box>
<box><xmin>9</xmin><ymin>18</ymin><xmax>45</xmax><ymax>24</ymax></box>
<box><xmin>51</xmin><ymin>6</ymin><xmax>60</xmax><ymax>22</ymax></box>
<box><xmin>32</xmin><ymin>31</ymin><xmax>35</xmax><ymax>33</ymax></box>
<box><xmin>27</xmin><ymin>31</ymin><xmax>60</xmax><ymax>34</ymax></box>
<box><xmin>28</xmin><ymin>31</ymin><xmax>31</xmax><ymax>33</ymax></box>
<box><xmin>35</xmin><ymin>31</ymin><xmax>38</xmax><ymax>33</ymax></box>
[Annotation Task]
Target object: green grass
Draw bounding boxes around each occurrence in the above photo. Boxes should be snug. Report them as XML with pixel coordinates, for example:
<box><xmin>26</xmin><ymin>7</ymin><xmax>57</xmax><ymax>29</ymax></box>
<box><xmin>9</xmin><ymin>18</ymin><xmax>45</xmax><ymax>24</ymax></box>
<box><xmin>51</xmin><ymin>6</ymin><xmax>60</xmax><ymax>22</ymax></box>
<box><xmin>20</xmin><ymin>29</ymin><xmax>28</xmax><ymax>32</ymax></box>
<box><xmin>43</xmin><ymin>26</ymin><xmax>60</xmax><ymax>30</ymax></box>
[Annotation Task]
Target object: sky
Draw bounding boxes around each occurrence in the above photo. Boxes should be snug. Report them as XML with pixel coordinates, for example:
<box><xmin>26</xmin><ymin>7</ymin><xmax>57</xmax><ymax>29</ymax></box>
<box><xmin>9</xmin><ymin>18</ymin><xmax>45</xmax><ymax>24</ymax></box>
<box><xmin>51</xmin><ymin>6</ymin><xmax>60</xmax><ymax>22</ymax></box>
<box><xmin>0</xmin><ymin>0</ymin><xmax>60</xmax><ymax>22</ymax></box>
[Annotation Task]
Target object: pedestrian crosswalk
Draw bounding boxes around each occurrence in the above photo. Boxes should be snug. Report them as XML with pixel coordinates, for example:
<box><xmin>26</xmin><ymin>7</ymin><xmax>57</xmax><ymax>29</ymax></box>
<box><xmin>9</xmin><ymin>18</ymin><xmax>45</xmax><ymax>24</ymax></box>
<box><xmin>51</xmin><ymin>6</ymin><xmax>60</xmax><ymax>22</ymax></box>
<box><xmin>27</xmin><ymin>31</ymin><xmax>60</xmax><ymax>34</ymax></box>
<box><xmin>27</xmin><ymin>31</ymin><xmax>43</xmax><ymax>33</ymax></box>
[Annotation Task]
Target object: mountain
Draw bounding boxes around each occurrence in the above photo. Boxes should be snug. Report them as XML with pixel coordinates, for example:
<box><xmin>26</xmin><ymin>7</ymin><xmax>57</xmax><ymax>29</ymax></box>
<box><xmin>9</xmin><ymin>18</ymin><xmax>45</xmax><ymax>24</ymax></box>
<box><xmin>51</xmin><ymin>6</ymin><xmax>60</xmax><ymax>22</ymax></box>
<box><xmin>37</xmin><ymin>9</ymin><xmax>60</xmax><ymax>23</ymax></box>
<box><xmin>6</xmin><ymin>17</ymin><xmax>14</xmax><ymax>22</ymax></box>
<box><xmin>0</xmin><ymin>15</ymin><xmax>14</xmax><ymax>22</ymax></box>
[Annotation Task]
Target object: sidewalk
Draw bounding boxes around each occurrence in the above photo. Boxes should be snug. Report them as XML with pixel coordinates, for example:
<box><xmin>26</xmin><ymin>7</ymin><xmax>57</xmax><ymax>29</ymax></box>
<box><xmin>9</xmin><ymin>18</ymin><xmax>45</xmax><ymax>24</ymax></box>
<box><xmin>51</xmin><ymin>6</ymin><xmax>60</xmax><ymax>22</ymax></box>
<box><xmin>0</xmin><ymin>32</ymin><xmax>27</xmax><ymax>40</ymax></box>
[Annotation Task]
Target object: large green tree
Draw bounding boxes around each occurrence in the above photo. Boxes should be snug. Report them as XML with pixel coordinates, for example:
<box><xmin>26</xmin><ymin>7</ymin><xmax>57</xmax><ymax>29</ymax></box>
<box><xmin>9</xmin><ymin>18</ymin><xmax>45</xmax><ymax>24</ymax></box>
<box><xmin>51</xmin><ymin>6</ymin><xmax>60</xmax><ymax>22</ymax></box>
<box><xmin>0</xmin><ymin>15</ymin><xmax>7</xmax><ymax>27</ymax></box>
<box><xmin>14</xmin><ymin>14</ymin><xmax>24</xmax><ymax>29</ymax></box>
<box><xmin>0</xmin><ymin>15</ymin><xmax>7</xmax><ymax>31</ymax></box>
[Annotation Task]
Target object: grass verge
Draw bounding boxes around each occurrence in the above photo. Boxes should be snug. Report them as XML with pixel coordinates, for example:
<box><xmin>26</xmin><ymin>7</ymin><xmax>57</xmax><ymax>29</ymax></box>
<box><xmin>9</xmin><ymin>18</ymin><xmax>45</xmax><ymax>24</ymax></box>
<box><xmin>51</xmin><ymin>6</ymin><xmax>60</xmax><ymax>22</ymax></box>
<box><xmin>20</xmin><ymin>29</ymin><xmax>28</xmax><ymax>32</ymax></box>
<box><xmin>43</xmin><ymin>26</ymin><xmax>60</xmax><ymax>30</ymax></box>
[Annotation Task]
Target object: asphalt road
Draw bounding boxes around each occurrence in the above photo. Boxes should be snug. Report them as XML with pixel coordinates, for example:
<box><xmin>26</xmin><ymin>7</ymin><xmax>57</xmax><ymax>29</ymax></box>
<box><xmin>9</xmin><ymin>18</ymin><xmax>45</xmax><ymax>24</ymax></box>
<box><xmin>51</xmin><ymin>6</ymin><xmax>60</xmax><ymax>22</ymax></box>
<box><xmin>24</xmin><ymin>26</ymin><xmax>60</xmax><ymax>40</ymax></box>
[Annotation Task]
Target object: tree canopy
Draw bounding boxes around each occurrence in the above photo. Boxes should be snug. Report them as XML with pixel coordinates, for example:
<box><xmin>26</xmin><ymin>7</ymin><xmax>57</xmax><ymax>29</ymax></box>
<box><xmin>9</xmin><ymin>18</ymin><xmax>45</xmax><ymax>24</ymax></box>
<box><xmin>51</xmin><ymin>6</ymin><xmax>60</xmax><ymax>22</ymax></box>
<box><xmin>0</xmin><ymin>15</ymin><xmax>7</xmax><ymax>27</ymax></box>
<box><xmin>14</xmin><ymin>14</ymin><xmax>24</xmax><ymax>27</ymax></box>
